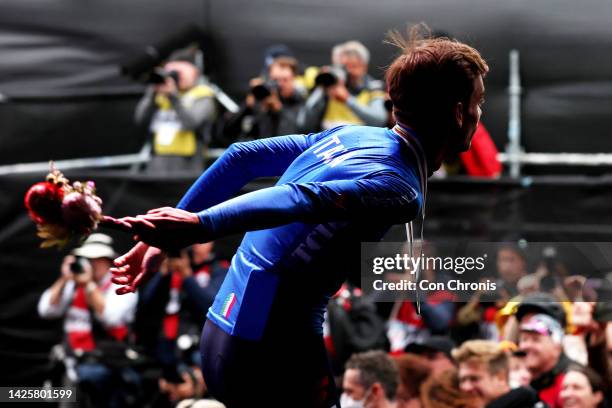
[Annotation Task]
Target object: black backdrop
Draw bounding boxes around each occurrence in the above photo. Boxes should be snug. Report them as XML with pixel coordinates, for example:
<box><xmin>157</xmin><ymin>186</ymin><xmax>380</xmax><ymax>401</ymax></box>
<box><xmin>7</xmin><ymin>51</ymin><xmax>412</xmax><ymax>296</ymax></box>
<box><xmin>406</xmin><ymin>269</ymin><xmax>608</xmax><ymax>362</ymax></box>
<box><xmin>2</xmin><ymin>0</ymin><xmax>612</xmax><ymax>164</ymax></box>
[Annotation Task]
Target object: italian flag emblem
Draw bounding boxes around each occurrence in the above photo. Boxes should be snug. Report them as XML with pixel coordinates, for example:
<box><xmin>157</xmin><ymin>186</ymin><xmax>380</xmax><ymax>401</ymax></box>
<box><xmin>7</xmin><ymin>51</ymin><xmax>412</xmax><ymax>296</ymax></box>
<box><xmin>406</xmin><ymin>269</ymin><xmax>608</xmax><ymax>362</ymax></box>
<box><xmin>221</xmin><ymin>293</ymin><xmax>237</xmax><ymax>319</ymax></box>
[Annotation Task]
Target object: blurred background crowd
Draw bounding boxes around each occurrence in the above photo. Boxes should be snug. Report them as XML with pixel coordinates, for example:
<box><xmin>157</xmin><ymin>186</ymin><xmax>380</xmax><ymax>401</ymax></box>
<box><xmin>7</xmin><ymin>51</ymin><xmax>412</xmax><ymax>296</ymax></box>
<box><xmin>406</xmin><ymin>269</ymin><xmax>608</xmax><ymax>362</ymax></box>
<box><xmin>130</xmin><ymin>38</ymin><xmax>500</xmax><ymax>179</ymax></box>
<box><xmin>35</xmin><ymin>233</ymin><xmax>612</xmax><ymax>407</ymax></box>
<box><xmin>2</xmin><ymin>1</ymin><xmax>612</xmax><ymax>407</ymax></box>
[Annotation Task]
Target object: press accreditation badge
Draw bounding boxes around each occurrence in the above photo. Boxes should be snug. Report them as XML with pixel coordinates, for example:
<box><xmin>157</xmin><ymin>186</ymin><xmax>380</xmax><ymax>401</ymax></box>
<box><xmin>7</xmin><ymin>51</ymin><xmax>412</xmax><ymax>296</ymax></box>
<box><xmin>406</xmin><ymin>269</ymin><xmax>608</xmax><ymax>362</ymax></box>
<box><xmin>156</xmin><ymin>124</ymin><xmax>180</xmax><ymax>145</ymax></box>
<box><xmin>151</xmin><ymin>111</ymin><xmax>181</xmax><ymax>145</ymax></box>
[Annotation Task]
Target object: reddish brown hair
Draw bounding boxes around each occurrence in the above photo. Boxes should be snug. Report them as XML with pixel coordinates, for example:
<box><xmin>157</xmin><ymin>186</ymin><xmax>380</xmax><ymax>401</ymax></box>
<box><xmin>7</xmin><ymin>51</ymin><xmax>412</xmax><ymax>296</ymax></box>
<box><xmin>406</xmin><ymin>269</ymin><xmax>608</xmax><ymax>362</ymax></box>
<box><xmin>393</xmin><ymin>353</ymin><xmax>432</xmax><ymax>399</ymax></box>
<box><xmin>385</xmin><ymin>25</ymin><xmax>488</xmax><ymax>133</ymax></box>
<box><xmin>421</xmin><ymin>369</ymin><xmax>481</xmax><ymax>408</ymax></box>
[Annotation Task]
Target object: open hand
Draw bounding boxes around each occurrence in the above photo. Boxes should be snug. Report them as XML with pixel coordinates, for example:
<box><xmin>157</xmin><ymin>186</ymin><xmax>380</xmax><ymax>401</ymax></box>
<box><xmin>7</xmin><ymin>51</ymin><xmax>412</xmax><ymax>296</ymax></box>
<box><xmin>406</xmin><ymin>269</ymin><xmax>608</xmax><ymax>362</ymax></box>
<box><xmin>110</xmin><ymin>242</ymin><xmax>166</xmax><ymax>294</ymax></box>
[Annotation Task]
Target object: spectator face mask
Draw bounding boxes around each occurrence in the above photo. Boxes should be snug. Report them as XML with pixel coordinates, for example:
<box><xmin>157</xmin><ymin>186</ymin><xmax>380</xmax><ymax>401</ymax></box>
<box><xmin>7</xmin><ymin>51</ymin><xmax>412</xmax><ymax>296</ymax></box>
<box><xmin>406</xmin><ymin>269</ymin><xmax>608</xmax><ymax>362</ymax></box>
<box><xmin>340</xmin><ymin>387</ymin><xmax>372</xmax><ymax>408</ymax></box>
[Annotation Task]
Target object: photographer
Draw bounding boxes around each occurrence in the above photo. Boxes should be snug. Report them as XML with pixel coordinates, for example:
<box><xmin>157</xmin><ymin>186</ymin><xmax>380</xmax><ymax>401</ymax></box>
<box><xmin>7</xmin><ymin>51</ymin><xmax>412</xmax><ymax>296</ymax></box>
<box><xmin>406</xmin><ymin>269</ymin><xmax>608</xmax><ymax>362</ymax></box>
<box><xmin>134</xmin><ymin>59</ymin><xmax>217</xmax><ymax>174</ymax></box>
<box><xmin>37</xmin><ymin>234</ymin><xmax>138</xmax><ymax>407</ymax></box>
<box><xmin>134</xmin><ymin>242</ymin><xmax>228</xmax><ymax>405</ymax></box>
<box><xmin>223</xmin><ymin>56</ymin><xmax>305</xmax><ymax>142</ymax></box>
<box><xmin>298</xmin><ymin>40</ymin><xmax>387</xmax><ymax>131</ymax></box>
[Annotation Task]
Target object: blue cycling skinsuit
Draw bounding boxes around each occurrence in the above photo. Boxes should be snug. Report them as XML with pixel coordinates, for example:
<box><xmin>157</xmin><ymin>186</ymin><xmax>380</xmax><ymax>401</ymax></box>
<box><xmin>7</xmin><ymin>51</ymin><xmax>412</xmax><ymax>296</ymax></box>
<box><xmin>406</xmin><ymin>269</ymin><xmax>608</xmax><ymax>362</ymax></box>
<box><xmin>176</xmin><ymin>124</ymin><xmax>426</xmax><ymax>407</ymax></box>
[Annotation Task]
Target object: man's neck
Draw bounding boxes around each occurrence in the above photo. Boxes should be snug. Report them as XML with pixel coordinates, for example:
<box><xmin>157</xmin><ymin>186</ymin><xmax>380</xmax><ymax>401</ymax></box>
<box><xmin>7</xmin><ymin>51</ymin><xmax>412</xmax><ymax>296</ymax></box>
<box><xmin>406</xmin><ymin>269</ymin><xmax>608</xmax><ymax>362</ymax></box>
<box><xmin>394</xmin><ymin>122</ymin><xmax>438</xmax><ymax>176</ymax></box>
<box><xmin>95</xmin><ymin>271</ymin><xmax>111</xmax><ymax>286</ymax></box>
<box><xmin>348</xmin><ymin>76</ymin><xmax>365</xmax><ymax>92</ymax></box>
<box><xmin>530</xmin><ymin>355</ymin><xmax>560</xmax><ymax>380</ymax></box>
<box><xmin>379</xmin><ymin>399</ymin><xmax>397</xmax><ymax>408</ymax></box>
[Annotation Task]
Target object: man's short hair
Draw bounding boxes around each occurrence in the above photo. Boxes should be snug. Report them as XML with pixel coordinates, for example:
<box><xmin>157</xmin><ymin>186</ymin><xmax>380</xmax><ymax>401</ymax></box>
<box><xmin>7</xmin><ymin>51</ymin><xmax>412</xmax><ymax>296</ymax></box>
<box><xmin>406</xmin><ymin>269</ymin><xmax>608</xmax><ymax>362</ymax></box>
<box><xmin>345</xmin><ymin>350</ymin><xmax>399</xmax><ymax>400</ymax></box>
<box><xmin>385</xmin><ymin>25</ymin><xmax>488</xmax><ymax>134</ymax></box>
<box><xmin>268</xmin><ymin>56</ymin><xmax>299</xmax><ymax>76</ymax></box>
<box><xmin>340</xmin><ymin>40</ymin><xmax>370</xmax><ymax>65</ymax></box>
<box><xmin>451</xmin><ymin>340</ymin><xmax>509</xmax><ymax>376</ymax></box>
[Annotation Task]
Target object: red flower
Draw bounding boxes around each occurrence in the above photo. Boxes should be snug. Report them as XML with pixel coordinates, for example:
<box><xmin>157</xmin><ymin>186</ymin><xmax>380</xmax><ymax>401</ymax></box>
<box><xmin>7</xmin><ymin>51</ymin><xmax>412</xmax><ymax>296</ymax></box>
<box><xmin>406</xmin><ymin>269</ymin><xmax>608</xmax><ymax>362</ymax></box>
<box><xmin>61</xmin><ymin>192</ymin><xmax>102</xmax><ymax>234</ymax></box>
<box><xmin>24</xmin><ymin>181</ymin><xmax>64</xmax><ymax>224</ymax></box>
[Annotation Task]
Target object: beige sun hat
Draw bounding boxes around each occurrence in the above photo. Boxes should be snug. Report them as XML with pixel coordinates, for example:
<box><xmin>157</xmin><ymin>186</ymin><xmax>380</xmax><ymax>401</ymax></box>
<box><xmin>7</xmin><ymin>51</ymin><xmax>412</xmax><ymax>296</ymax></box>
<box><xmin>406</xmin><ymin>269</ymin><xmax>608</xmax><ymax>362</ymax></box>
<box><xmin>72</xmin><ymin>233</ymin><xmax>117</xmax><ymax>259</ymax></box>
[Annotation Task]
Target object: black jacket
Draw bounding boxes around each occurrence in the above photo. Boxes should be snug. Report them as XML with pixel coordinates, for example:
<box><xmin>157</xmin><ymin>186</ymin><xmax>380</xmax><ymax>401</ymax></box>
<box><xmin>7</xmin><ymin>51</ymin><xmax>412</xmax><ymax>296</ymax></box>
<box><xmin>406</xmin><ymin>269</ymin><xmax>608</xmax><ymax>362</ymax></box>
<box><xmin>486</xmin><ymin>387</ymin><xmax>548</xmax><ymax>408</ymax></box>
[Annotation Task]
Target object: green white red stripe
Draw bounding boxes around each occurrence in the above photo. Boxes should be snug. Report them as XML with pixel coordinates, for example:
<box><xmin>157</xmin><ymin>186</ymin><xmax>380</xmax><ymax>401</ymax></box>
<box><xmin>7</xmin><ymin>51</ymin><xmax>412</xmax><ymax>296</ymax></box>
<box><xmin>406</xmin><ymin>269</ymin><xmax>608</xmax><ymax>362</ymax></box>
<box><xmin>221</xmin><ymin>293</ymin><xmax>237</xmax><ymax>319</ymax></box>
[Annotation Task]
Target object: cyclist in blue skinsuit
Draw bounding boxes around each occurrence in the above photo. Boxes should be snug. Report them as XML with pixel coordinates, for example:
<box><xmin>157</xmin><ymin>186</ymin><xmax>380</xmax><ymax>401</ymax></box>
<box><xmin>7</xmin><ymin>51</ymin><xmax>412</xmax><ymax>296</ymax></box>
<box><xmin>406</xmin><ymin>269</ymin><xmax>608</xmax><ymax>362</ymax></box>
<box><xmin>108</xmin><ymin>32</ymin><xmax>488</xmax><ymax>407</ymax></box>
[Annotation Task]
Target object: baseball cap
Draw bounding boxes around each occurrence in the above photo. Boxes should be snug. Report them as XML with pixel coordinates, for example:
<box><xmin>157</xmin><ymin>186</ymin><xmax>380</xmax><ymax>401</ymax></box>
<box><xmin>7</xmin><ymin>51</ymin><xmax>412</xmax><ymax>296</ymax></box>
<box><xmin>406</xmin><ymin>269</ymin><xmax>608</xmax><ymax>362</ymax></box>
<box><xmin>516</xmin><ymin>292</ymin><xmax>567</xmax><ymax>328</ymax></box>
<box><xmin>72</xmin><ymin>233</ymin><xmax>116</xmax><ymax>259</ymax></box>
<box><xmin>519</xmin><ymin>313</ymin><xmax>564</xmax><ymax>344</ymax></box>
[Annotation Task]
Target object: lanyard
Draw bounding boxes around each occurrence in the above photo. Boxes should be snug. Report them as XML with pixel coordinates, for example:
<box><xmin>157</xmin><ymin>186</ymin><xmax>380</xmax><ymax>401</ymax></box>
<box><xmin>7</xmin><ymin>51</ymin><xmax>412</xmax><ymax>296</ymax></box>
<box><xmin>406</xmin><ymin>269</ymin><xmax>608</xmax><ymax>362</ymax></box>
<box><xmin>391</xmin><ymin>124</ymin><xmax>428</xmax><ymax>314</ymax></box>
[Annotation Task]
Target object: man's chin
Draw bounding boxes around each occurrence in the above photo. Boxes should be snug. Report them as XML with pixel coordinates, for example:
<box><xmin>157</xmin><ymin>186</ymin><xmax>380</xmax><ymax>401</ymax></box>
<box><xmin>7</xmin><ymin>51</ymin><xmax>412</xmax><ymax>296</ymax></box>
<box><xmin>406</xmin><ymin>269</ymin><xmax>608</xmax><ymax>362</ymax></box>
<box><xmin>460</xmin><ymin>131</ymin><xmax>476</xmax><ymax>152</ymax></box>
<box><xmin>460</xmin><ymin>138</ymin><xmax>473</xmax><ymax>152</ymax></box>
<box><xmin>450</xmin><ymin>139</ymin><xmax>471</xmax><ymax>154</ymax></box>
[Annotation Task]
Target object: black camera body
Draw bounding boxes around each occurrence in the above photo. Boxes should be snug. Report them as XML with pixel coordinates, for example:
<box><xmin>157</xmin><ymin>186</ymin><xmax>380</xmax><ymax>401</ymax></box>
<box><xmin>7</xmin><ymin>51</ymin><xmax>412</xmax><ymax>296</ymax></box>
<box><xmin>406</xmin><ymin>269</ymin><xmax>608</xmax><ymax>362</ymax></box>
<box><xmin>69</xmin><ymin>256</ymin><xmax>90</xmax><ymax>275</ymax></box>
<box><xmin>315</xmin><ymin>65</ymin><xmax>347</xmax><ymax>87</ymax></box>
<box><xmin>147</xmin><ymin>68</ymin><xmax>181</xmax><ymax>85</ymax></box>
<box><xmin>251</xmin><ymin>79</ymin><xmax>279</xmax><ymax>101</ymax></box>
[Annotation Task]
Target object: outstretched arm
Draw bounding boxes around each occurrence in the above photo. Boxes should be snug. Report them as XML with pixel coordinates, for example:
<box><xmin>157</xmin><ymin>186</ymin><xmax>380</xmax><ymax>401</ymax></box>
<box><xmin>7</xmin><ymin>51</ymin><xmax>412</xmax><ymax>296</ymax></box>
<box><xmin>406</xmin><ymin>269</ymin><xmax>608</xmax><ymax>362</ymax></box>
<box><xmin>121</xmin><ymin>171</ymin><xmax>421</xmax><ymax>251</ymax></box>
<box><xmin>107</xmin><ymin>167</ymin><xmax>421</xmax><ymax>293</ymax></box>
<box><xmin>106</xmin><ymin>132</ymin><xmax>327</xmax><ymax>294</ymax></box>
<box><xmin>196</xmin><ymin>173</ymin><xmax>420</xmax><ymax>237</ymax></box>
<box><xmin>176</xmin><ymin>132</ymin><xmax>325</xmax><ymax>212</ymax></box>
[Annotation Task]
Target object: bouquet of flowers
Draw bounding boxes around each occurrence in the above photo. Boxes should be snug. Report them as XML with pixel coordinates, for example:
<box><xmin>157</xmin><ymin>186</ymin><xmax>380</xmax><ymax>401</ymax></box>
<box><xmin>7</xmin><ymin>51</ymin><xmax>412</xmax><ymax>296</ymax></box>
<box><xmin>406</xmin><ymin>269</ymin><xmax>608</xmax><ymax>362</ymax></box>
<box><xmin>24</xmin><ymin>162</ymin><xmax>103</xmax><ymax>248</ymax></box>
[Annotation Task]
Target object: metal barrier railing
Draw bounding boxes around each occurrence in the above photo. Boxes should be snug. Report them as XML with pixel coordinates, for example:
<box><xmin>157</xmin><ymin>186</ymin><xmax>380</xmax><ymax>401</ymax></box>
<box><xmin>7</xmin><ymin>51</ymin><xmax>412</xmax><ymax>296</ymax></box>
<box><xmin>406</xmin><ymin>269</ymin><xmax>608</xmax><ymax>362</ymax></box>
<box><xmin>506</xmin><ymin>49</ymin><xmax>523</xmax><ymax>177</ymax></box>
<box><xmin>0</xmin><ymin>144</ymin><xmax>230</xmax><ymax>176</ymax></box>
<box><xmin>498</xmin><ymin>152</ymin><xmax>612</xmax><ymax>166</ymax></box>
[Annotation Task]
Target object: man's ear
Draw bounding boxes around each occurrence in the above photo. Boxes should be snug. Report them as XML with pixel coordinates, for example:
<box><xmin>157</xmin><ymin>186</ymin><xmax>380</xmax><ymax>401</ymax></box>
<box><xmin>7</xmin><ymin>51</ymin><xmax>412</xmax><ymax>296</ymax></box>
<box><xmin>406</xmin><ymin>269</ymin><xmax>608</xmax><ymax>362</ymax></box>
<box><xmin>594</xmin><ymin>391</ymin><xmax>604</xmax><ymax>406</ymax></box>
<box><xmin>371</xmin><ymin>382</ymin><xmax>384</xmax><ymax>399</ymax></box>
<box><xmin>455</xmin><ymin>102</ymin><xmax>464</xmax><ymax>128</ymax></box>
<box><xmin>495</xmin><ymin>370</ymin><xmax>509</xmax><ymax>385</ymax></box>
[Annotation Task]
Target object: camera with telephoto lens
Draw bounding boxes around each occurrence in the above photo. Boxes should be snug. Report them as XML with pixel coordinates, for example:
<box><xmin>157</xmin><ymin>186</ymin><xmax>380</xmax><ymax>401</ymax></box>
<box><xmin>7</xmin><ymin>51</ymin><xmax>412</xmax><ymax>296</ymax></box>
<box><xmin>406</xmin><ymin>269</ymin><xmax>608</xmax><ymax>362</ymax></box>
<box><xmin>250</xmin><ymin>79</ymin><xmax>279</xmax><ymax>101</ymax></box>
<box><xmin>69</xmin><ymin>256</ymin><xmax>90</xmax><ymax>275</ymax></box>
<box><xmin>147</xmin><ymin>68</ymin><xmax>181</xmax><ymax>85</ymax></box>
<box><xmin>315</xmin><ymin>65</ymin><xmax>347</xmax><ymax>87</ymax></box>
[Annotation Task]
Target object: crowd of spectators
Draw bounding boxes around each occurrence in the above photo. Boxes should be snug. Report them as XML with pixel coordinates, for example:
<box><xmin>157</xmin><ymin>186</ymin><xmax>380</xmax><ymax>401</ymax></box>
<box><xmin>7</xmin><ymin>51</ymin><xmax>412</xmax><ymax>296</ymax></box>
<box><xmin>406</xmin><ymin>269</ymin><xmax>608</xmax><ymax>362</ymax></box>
<box><xmin>34</xmin><ymin>41</ymin><xmax>611</xmax><ymax>407</ymax></box>
<box><xmin>323</xmin><ymin>243</ymin><xmax>611</xmax><ymax>408</ymax></box>
<box><xmin>135</xmin><ymin>41</ymin><xmax>501</xmax><ymax>178</ymax></box>
<box><xmin>38</xmin><ymin>234</ymin><xmax>230</xmax><ymax>407</ymax></box>
<box><xmin>37</xmin><ymin>232</ymin><xmax>611</xmax><ymax>407</ymax></box>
